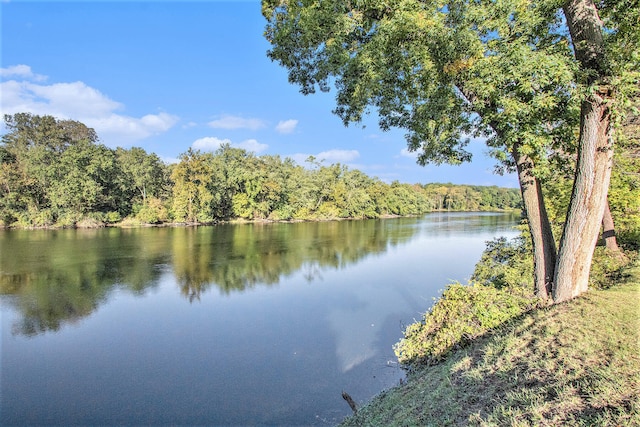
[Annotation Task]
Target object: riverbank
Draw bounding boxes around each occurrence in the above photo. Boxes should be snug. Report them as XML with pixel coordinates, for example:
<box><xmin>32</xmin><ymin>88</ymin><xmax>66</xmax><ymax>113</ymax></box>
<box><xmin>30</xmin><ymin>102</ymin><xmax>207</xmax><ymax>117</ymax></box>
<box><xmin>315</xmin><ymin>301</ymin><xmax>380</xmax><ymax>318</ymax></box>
<box><xmin>340</xmin><ymin>259</ymin><xmax>640</xmax><ymax>426</ymax></box>
<box><xmin>1</xmin><ymin>209</ymin><xmax>520</xmax><ymax>230</ymax></box>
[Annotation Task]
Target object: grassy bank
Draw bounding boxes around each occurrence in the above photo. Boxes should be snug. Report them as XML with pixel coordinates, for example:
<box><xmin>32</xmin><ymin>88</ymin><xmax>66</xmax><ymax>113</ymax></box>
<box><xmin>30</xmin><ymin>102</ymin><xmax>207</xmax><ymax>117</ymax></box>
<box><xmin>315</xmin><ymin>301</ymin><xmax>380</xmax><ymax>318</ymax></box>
<box><xmin>340</xmin><ymin>260</ymin><xmax>640</xmax><ymax>426</ymax></box>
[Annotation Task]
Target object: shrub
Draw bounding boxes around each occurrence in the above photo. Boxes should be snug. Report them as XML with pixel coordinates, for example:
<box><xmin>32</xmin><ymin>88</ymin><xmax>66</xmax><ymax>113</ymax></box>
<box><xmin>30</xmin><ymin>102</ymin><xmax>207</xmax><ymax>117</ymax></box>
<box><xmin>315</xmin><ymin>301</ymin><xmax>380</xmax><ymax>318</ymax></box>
<box><xmin>30</xmin><ymin>209</ymin><xmax>55</xmax><ymax>227</ymax></box>
<box><xmin>589</xmin><ymin>246</ymin><xmax>632</xmax><ymax>289</ymax></box>
<box><xmin>104</xmin><ymin>211</ymin><xmax>122</xmax><ymax>224</ymax></box>
<box><xmin>393</xmin><ymin>233</ymin><xmax>539</xmax><ymax>366</ymax></box>
<box><xmin>231</xmin><ymin>193</ymin><xmax>253</xmax><ymax>219</ymax></box>
<box><xmin>316</xmin><ymin>202</ymin><xmax>341</xmax><ymax>219</ymax></box>
<box><xmin>55</xmin><ymin>211</ymin><xmax>82</xmax><ymax>228</ymax></box>
<box><xmin>394</xmin><ymin>282</ymin><xmax>536</xmax><ymax>366</ymax></box>
<box><xmin>619</xmin><ymin>230</ymin><xmax>640</xmax><ymax>251</ymax></box>
<box><xmin>471</xmin><ymin>235</ymin><xmax>533</xmax><ymax>290</ymax></box>
<box><xmin>269</xmin><ymin>205</ymin><xmax>295</xmax><ymax>221</ymax></box>
<box><xmin>76</xmin><ymin>214</ymin><xmax>105</xmax><ymax>228</ymax></box>
<box><xmin>136</xmin><ymin>197</ymin><xmax>169</xmax><ymax>224</ymax></box>
<box><xmin>119</xmin><ymin>216</ymin><xmax>142</xmax><ymax>227</ymax></box>
<box><xmin>293</xmin><ymin>207</ymin><xmax>312</xmax><ymax>220</ymax></box>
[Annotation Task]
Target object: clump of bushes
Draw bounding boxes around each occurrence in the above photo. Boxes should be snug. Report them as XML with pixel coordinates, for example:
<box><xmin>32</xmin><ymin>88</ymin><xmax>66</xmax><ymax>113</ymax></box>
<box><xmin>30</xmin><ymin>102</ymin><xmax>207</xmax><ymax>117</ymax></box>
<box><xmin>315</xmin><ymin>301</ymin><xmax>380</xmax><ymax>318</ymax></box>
<box><xmin>393</xmin><ymin>233</ymin><xmax>637</xmax><ymax>367</ymax></box>
<box><xmin>394</xmin><ymin>282</ymin><xmax>536</xmax><ymax>365</ymax></box>
<box><xmin>394</xmin><ymin>235</ymin><xmax>537</xmax><ymax>366</ymax></box>
<box><xmin>589</xmin><ymin>246</ymin><xmax>633</xmax><ymax>289</ymax></box>
<box><xmin>135</xmin><ymin>197</ymin><xmax>169</xmax><ymax>224</ymax></box>
<box><xmin>471</xmin><ymin>235</ymin><xmax>533</xmax><ymax>289</ymax></box>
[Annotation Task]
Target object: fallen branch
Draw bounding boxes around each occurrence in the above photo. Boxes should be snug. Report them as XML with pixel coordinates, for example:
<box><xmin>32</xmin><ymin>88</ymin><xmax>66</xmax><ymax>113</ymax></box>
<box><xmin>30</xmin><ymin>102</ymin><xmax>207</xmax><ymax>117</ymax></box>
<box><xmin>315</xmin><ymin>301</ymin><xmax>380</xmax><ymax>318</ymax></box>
<box><xmin>342</xmin><ymin>391</ymin><xmax>357</xmax><ymax>414</ymax></box>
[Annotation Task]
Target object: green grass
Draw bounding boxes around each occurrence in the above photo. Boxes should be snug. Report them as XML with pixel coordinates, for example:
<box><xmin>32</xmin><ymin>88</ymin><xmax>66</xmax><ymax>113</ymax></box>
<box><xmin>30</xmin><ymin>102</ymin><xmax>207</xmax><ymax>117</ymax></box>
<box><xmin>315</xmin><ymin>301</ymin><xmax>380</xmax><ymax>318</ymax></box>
<box><xmin>340</xmin><ymin>260</ymin><xmax>640</xmax><ymax>426</ymax></box>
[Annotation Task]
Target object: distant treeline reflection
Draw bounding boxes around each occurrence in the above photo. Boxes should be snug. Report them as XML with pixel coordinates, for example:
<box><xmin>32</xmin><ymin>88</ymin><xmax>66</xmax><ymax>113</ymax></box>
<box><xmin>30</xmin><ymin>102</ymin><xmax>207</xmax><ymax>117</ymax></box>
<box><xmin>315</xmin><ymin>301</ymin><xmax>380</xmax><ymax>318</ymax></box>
<box><xmin>1</xmin><ymin>217</ymin><xmax>442</xmax><ymax>336</ymax></box>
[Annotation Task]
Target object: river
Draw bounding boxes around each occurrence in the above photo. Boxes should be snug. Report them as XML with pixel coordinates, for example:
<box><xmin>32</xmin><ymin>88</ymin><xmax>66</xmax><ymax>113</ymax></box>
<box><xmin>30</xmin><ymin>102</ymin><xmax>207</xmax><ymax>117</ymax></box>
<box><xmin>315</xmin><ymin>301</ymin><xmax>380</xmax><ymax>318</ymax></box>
<box><xmin>0</xmin><ymin>212</ymin><xmax>519</xmax><ymax>425</ymax></box>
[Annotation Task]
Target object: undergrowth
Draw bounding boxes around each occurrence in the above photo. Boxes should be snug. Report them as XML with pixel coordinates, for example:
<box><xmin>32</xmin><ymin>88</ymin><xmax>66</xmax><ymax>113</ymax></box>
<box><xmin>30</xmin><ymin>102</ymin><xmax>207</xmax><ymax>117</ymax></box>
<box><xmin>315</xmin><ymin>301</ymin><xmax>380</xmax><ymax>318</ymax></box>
<box><xmin>393</xmin><ymin>282</ymin><xmax>536</xmax><ymax>365</ymax></box>
<box><xmin>394</xmin><ymin>236</ymin><xmax>537</xmax><ymax>366</ymax></box>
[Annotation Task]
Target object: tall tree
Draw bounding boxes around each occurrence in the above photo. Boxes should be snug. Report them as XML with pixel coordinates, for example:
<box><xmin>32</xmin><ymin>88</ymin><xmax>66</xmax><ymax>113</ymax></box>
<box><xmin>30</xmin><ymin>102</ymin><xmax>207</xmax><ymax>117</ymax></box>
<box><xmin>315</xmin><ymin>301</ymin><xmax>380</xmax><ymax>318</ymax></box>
<box><xmin>262</xmin><ymin>0</ymin><xmax>575</xmax><ymax>300</ymax></box>
<box><xmin>116</xmin><ymin>147</ymin><xmax>168</xmax><ymax>209</ymax></box>
<box><xmin>170</xmin><ymin>148</ymin><xmax>217</xmax><ymax>223</ymax></box>
<box><xmin>553</xmin><ymin>0</ymin><xmax>638</xmax><ymax>301</ymax></box>
<box><xmin>48</xmin><ymin>139</ymin><xmax>118</xmax><ymax>215</ymax></box>
<box><xmin>262</xmin><ymin>0</ymin><xmax>637</xmax><ymax>302</ymax></box>
<box><xmin>1</xmin><ymin>113</ymin><xmax>104</xmax><ymax>224</ymax></box>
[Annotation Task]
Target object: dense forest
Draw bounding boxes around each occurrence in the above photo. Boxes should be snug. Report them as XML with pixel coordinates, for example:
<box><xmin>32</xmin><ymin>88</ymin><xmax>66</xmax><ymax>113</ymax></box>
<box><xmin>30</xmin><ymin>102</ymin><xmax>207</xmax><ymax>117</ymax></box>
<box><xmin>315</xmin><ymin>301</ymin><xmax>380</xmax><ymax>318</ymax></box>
<box><xmin>0</xmin><ymin>113</ymin><xmax>521</xmax><ymax>228</ymax></box>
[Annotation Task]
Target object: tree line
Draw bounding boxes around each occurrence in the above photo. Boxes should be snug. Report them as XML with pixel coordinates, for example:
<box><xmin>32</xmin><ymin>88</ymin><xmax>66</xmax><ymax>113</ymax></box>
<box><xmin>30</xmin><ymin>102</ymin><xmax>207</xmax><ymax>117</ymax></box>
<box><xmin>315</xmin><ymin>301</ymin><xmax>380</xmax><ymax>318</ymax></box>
<box><xmin>0</xmin><ymin>113</ymin><xmax>521</xmax><ymax>228</ymax></box>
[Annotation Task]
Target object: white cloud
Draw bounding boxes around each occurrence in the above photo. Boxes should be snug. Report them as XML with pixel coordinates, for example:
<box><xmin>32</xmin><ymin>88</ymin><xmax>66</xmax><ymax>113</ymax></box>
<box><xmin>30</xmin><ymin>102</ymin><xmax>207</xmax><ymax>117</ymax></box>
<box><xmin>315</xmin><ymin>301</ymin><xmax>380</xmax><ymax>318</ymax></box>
<box><xmin>208</xmin><ymin>114</ymin><xmax>267</xmax><ymax>130</ymax></box>
<box><xmin>192</xmin><ymin>136</ymin><xmax>231</xmax><ymax>151</ymax></box>
<box><xmin>290</xmin><ymin>149</ymin><xmax>360</xmax><ymax>166</ymax></box>
<box><xmin>139</xmin><ymin>113</ymin><xmax>176</xmax><ymax>132</ymax></box>
<box><xmin>400</xmin><ymin>148</ymin><xmax>418</xmax><ymax>158</ymax></box>
<box><xmin>316</xmin><ymin>149</ymin><xmax>360</xmax><ymax>163</ymax></box>
<box><xmin>191</xmin><ymin>137</ymin><xmax>268</xmax><ymax>154</ymax></box>
<box><xmin>1</xmin><ymin>80</ymin><xmax>121</xmax><ymax>117</ymax></box>
<box><xmin>0</xmin><ymin>64</ymin><xmax>47</xmax><ymax>82</ymax></box>
<box><xmin>85</xmin><ymin>112</ymin><xmax>179</xmax><ymax>142</ymax></box>
<box><xmin>237</xmin><ymin>138</ymin><xmax>268</xmax><ymax>153</ymax></box>
<box><xmin>275</xmin><ymin>119</ymin><xmax>298</xmax><ymax>134</ymax></box>
<box><xmin>0</xmin><ymin>65</ymin><xmax>179</xmax><ymax>146</ymax></box>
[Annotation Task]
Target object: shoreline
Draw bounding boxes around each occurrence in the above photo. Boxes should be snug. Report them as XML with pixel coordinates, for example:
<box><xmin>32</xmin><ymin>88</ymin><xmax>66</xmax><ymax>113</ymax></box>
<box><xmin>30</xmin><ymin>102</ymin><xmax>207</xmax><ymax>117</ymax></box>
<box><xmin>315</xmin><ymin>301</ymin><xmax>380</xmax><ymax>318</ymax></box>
<box><xmin>0</xmin><ymin>209</ymin><xmax>521</xmax><ymax>231</ymax></box>
<box><xmin>339</xmin><ymin>259</ymin><xmax>640</xmax><ymax>426</ymax></box>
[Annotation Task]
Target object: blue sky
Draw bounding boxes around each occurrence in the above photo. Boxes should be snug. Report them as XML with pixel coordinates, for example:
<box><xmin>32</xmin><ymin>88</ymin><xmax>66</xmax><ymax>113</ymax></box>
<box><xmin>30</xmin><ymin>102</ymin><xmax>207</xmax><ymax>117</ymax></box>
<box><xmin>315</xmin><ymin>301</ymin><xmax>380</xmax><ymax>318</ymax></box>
<box><xmin>1</xmin><ymin>1</ymin><xmax>518</xmax><ymax>187</ymax></box>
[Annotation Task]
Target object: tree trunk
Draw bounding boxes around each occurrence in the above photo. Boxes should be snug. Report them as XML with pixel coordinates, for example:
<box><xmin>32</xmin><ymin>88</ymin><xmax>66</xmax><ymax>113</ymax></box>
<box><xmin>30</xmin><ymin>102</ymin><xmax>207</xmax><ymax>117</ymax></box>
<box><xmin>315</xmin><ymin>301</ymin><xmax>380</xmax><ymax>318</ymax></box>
<box><xmin>457</xmin><ymin>86</ymin><xmax>558</xmax><ymax>300</ymax></box>
<box><xmin>554</xmin><ymin>0</ymin><xmax>613</xmax><ymax>303</ymax></box>
<box><xmin>553</xmin><ymin>92</ymin><xmax>613</xmax><ymax>302</ymax></box>
<box><xmin>563</xmin><ymin>0</ymin><xmax>606</xmax><ymax>83</ymax></box>
<box><xmin>602</xmin><ymin>198</ymin><xmax>619</xmax><ymax>251</ymax></box>
<box><xmin>513</xmin><ymin>147</ymin><xmax>557</xmax><ymax>300</ymax></box>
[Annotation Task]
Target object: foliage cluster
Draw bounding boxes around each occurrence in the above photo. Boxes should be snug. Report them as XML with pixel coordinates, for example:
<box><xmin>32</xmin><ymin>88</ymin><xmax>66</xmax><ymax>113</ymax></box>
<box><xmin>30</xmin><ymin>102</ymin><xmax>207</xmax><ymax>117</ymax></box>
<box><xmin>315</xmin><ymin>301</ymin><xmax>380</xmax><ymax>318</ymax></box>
<box><xmin>393</xmin><ymin>280</ymin><xmax>536</xmax><ymax>365</ymax></box>
<box><xmin>0</xmin><ymin>114</ymin><xmax>170</xmax><ymax>228</ymax></box>
<box><xmin>609</xmin><ymin>108</ymin><xmax>640</xmax><ymax>249</ymax></box>
<box><xmin>394</xmin><ymin>234</ymin><xmax>536</xmax><ymax>366</ymax></box>
<box><xmin>0</xmin><ymin>113</ymin><xmax>522</xmax><ymax>228</ymax></box>
<box><xmin>589</xmin><ymin>247</ymin><xmax>635</xmax><ymax>289</ymax></box>
<box><xmin>471</xmin><ymin>235</ymin><xmax>534</xmax><ymax>289</ymax></box>
<box><xmin>422</xmin><ymin>183</ymin><xmax>521</xmax><ymax>212</ymax></box>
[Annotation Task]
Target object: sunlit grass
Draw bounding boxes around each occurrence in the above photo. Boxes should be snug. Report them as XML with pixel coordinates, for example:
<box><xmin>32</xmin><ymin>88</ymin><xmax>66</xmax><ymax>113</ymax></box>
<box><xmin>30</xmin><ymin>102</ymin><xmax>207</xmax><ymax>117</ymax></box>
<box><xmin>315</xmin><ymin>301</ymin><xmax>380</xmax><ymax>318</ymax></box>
<box><xmin>340</xmin><ymin>260</ymin><xmax>640</xmax><ymax>426</ymax></box>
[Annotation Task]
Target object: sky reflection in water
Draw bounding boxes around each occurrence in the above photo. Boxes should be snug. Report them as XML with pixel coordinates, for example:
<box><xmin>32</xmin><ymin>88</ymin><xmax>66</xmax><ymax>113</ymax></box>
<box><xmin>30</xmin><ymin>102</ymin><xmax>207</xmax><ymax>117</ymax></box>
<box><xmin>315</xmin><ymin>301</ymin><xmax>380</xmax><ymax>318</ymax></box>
<box><xmin>1</xmin><ymin>213</ymin><xmax>519</xmax><ymax>425</ymax></box>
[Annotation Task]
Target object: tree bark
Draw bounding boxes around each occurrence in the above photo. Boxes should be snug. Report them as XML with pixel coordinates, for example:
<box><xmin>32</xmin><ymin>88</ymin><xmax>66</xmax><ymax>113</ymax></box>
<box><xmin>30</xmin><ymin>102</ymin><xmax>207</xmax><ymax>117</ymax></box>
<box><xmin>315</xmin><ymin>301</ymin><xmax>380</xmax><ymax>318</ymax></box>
<box><xmin>602</xmin><ymin>198</ymin><xmax>619</xmax><ymax>251</ymax></box>
<box><xmin>553</xmin><ymin>92</ymin><xmax>613</xmax><ymax>302</ymax></box>
<box><xmin>554</xmin><ymin>0</ymin><xmax>613</xmax><ymax>303</ymax></box>
<box><xmin>512</xmin><ymin>147</ymin><xmax>557</xmax><ymax>300</ymax></box>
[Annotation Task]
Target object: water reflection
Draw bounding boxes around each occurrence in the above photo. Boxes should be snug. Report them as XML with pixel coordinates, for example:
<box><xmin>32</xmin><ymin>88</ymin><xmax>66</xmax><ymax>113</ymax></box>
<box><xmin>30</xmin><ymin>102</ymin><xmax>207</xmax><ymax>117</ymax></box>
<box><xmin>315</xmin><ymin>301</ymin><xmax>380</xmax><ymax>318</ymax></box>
<box><xmin>0</xmin><ymin>218</ymin><xmax>422</xmax><ymax>335</ymax></box>
<box><xmin>0</xmin><ymin>213</ymin><xmax>517</xmax><ymax>337</ymax></box>
<box><xmin>1</xmin><ymin>212</ymin><xmax>519</xmax><ymax>426</ymax></box>
<box><xmin>172</xmin><ymin>219</ymin><xmax>421</xmax><ymax>301</ymax></box>
<box><xmin>0</xmin><ymin>228</ymin><xmax>168</xmax><ymax>336</ymax></box>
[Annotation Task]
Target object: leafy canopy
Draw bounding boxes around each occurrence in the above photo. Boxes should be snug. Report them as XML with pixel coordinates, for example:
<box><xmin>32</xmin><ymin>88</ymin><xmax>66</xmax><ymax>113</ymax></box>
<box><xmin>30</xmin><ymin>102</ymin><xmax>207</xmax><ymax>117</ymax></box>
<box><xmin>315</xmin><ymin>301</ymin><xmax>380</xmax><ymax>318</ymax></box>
<box><xmin>263</xmin><ymin>0</ymin><xmax>578</xmax><ymax>176</ymax></box>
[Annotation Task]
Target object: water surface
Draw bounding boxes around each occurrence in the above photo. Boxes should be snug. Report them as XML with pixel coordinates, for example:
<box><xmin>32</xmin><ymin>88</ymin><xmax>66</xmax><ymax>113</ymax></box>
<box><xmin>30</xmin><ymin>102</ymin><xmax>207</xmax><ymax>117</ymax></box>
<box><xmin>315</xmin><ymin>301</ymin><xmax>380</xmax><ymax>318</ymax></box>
<box><xmin>1</xmin><ymin>212</ymin><xmax>519</xmax><ymax>425</ymax></box>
